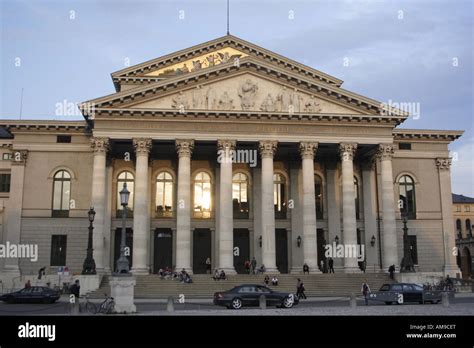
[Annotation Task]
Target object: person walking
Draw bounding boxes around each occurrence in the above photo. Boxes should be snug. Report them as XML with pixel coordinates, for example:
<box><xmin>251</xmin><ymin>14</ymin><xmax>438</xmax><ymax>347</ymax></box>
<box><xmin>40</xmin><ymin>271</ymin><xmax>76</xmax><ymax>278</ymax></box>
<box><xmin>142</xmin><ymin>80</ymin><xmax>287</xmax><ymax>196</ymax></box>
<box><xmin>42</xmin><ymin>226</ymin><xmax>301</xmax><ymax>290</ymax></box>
<box><xmin>361</xmin><ymin>279</ymin><xmax>371</xmax><ymax>306</ymax></box>
<box><xmin>297</xmin><ymin>278</ymin><xmax>307</xmax><ymax>299</ymax></box>
<box><xmin>205</xmin><ymin>257</ymin><xmax>211</xmax><ymax>274</ymax></box>
<box><xmin>251</xmin><ymin>257</ymin><xmax>257</xmax><ymax>275</ymax></box>
<box><xmin>388</xmin><ymin>264</ymin><xmax>395</xmax><ymax>280</ymax></box>
<box><xmin>25</xmin><ymin>280</ymin><xmax>32</xmax><ymax>288</ymax></box>
<box><xmin>328</xmin><ymin>257</ymin><xmax>335</xmax><ymax>273</ymax></box>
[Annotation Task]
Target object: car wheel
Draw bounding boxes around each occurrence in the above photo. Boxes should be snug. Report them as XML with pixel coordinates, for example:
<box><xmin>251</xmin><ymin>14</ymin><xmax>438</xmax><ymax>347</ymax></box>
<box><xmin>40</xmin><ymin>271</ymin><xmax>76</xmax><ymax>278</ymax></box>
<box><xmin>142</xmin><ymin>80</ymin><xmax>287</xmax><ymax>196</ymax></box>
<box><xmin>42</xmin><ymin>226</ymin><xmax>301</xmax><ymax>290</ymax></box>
<box><xmin>231</xmin><ymin>298</ymin><xmax>242</xmax><ymax>310</ymax></box>
<box><xmin>282</xmin><ymin>296</ymin><xmax>294</xmax><ymax>309</ymax></box>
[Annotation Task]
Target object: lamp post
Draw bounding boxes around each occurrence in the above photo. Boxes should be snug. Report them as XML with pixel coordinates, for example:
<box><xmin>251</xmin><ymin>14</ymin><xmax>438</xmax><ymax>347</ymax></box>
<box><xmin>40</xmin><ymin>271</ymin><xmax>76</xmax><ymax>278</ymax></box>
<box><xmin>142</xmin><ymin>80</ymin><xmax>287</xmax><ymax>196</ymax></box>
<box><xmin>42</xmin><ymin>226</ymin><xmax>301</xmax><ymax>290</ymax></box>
<box><xmin>370</xmin><ymin>235</ymin><xmax>376</xmax><ymax>247</ymax></box>
<box><xmin>400</xmin><ymin>213</ymin><xmax>415</xmax><ymax>272</ymax></box>
<box><xmin>82</xmin><ymin>207</ymin><xmax>96</xmax><ymax>275</ymax></box>
<box><xmin>296</xmin><ymin>236</ymin><xmax>302</xmax><ymax>248</ymax></box>
<box><xmin>116</xmin><ymin>182</ymin><xmax>131</xmax><ymax>275</ymax></box>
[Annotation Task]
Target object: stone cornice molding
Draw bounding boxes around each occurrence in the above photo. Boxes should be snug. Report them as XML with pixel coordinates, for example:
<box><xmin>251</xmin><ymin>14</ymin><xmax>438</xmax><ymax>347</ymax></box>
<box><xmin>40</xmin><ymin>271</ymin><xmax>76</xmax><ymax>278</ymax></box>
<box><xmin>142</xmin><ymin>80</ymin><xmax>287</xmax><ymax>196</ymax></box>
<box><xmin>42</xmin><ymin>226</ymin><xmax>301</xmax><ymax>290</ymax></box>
<box><xmin>299</xmin><ymin>142</ymin><xmax>318</xmax><ymax>160</ymax></box>
<box><xmin>339</xmin><ymin>143</ymin><xmax>358</xmax><ymax>161</ymax></box>
<box><xmin>436</xmin><ymin>158</ymin><xmax>452</xmax><ymax>170</ymax></box>
<box><xmin>393</xmin><ymin>129</ymin><xmax>463</xmax><ymax>142</ymax></box>
<box><xmin>133</xmin><ymin>138</ymin><xmax>152</xmax><ymax>155</ymax></box>
<box><xmin>90</xmin><ymin>137</ymin><xmax>110</xmax><ymax>154</ymax></box>
<box><xmin>175</xmin><ymin>139</ymin><xmax>194</xmax><ymax>157</ymax></box>
<box><xmin>258</xmin><ymin>140</ymin><xmax>278</xmax><ymax>158</ymax></box>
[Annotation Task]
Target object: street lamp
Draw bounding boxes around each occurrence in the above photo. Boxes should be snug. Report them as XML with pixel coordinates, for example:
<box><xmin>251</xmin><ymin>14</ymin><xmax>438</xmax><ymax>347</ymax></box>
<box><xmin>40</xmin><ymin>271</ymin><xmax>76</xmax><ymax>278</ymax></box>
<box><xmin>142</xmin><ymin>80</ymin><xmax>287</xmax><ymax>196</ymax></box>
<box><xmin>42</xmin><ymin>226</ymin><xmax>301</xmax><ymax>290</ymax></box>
<box><xmin>334</xmin><ymin>235</ymin><xmax>339</xmax><ymax>245</ymax></box>
<box><xmin>370</xmin><ymin>235</ymin><xmax>376</xmax><ymax>247</ymax></box>
<box><xmin>82</xmin><ymin>207</ymin><xmax>96</xmax><ymax>275</ymax></box>
<box><xmin>296</xmin><ymin>236</ymin><xmax>302</xmax><ymax>248</ymax></box>
<box><xmin>116</xmin><ymin>183</ymin><xmax>131</xmax><ymax>275</ymax></box>
<box><xmin>258</xmin><ymin>236</ymin><xmax>262</xmax><ymax>248</ymax></box>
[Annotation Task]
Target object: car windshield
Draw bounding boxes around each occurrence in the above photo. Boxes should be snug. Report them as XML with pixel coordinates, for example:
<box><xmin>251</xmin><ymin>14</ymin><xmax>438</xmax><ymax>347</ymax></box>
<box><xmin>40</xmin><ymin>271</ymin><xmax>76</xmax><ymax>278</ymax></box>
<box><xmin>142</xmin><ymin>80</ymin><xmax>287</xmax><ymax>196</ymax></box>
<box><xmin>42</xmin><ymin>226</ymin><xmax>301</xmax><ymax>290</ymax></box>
<box><xmin>413</xmin><ymin>284</ymin><xmax>423</xmax><ymax>291</ymax></box>
<box><xmin>379</xmin><ymin>284</ymin><xmax>390</xmax><ymax>291</ymax></box>
<box><xmin>256</xmin><ymin>286</ymin><xmax>271</xmax><ymax>293</ymax></box>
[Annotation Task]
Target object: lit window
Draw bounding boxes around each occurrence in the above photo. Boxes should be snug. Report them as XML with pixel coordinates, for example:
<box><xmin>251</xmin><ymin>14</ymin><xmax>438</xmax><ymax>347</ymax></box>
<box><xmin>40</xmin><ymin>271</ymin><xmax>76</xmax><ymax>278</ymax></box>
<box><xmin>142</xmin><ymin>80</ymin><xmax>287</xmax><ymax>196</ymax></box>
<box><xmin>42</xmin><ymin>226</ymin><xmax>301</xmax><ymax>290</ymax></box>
<box><xmin>52</xmin><ymin>170</ymin><xmax>71</xmax><ymax>218</ymax></box>
<box><xmin>233</xmin><ymin>172</ymin><xmax>249</xmax><ymax>219</ymax></box>
<box><xmin>156</xmin><ymin>172</ymin><xmax>174</xmax><ymax>217</ymax></box>
<box><xmin>399</xmin><ymin>175</ymin><xmax>416</xmax><ymax>219</ymax></box>
<box><xmin>315</xmin><ymin>174</ymin><xmax>323</xmax><ymax>219</ymax></box>
<box><xmin>274</xmin><ymin>173</ymin><xmax>286</xmax><ymax>219</ymax></box>
<box><xmin>117</xmin><ymin>171</ymin><xmax>134</xmax><ymax>217</ymax></box>
<box><xmin>194</xmin><ymin>172</ymin><xmax>212</xmax><ymax>218</ymax></box>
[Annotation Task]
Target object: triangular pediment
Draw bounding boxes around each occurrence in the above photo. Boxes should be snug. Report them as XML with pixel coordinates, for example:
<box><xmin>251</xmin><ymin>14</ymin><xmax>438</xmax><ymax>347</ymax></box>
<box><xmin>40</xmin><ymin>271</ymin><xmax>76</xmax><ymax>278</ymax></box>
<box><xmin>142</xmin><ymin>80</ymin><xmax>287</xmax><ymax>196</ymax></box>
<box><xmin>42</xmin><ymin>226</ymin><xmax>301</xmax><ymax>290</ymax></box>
<box><xmin>128</xmin><ymin>72</ymin><xmax>361</xmax><ymax>114</ymax></box>
<box><xmin>110</xmin><ymin>35</ymin><xmax>343</xmax><ymax>92</ymax></box>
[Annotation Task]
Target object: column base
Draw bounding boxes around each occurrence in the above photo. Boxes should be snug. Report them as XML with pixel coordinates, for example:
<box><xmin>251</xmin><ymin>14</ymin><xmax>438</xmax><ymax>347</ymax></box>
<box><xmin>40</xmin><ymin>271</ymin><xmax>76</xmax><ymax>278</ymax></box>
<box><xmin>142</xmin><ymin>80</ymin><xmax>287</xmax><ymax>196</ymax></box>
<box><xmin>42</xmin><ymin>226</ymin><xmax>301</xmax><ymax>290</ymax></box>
<box><xmin>309</xmin><ymin>267</ymin><xmax>322</xmax><ymax>274</ymax></box>
<box><xmin>290</xmin><ymin>267</ymin><xmax>303</xmax><ymax>274</ymax></box>
<box><xmin>263</xmin><ymin>267</ymin><xmax>280</xmax><ymax>274</ymax></box>
<box><xmin>344</xmin><ymin>267</ymin><xmax>362</xmax><ymax>274</ymax></box>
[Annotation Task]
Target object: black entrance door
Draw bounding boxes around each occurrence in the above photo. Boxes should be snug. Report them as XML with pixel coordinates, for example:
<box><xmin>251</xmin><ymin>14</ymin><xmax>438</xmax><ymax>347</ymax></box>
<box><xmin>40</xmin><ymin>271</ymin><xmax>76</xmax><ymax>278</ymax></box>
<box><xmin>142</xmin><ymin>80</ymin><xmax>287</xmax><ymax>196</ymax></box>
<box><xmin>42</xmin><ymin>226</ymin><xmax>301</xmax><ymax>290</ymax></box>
<box><xmin>233</xmin><ymin>229</ymin><xmax>250</xmax><ymax>274</ymax></box>
<box><xmin>114</xmin><ymin>228</ymin><xmax>133</xmax><ymax>271</ymax></box>
<box><xmin>275</xmin><ymin>229</ymin><xmax>288</xmax><ymax>273</ymax></box>
<box><xmin>317</xmin><ymin>229</ymin><xmax>326</xmax><ymax>272</ymax></box>
<box><xmin>193</xmin><ymin>228</ymin><xmax>211</xmax><ymax>274</ymax></box>
<box><xmin>154</xmin><ymin>228</ymin><xmax>173</xmax><ymax>273</ymax></box>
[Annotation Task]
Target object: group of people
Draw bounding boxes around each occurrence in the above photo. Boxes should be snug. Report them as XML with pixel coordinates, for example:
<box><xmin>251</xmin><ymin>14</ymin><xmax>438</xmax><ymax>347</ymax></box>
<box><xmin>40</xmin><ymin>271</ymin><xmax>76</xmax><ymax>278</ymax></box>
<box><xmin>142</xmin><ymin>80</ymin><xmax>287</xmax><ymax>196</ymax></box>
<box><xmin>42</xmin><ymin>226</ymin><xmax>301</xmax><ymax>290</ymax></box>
<box><xmin>263</xmin><ymin>275</ymin><xmax>279</xmax><ymax>286</ymax></box>
<box><xmin>157</xmin><ymin>267</ymin><xmax>193</xmax><ymax>283</ymax></box>
<box><xmin>244</xmin><ymin>257</ymin><xmax>258</xmax><ymax>274</ymax></box>
<box><xmin>212</xmin><ymin>269</ymin><xmax>227</xmax><ymax>281</ymax></box>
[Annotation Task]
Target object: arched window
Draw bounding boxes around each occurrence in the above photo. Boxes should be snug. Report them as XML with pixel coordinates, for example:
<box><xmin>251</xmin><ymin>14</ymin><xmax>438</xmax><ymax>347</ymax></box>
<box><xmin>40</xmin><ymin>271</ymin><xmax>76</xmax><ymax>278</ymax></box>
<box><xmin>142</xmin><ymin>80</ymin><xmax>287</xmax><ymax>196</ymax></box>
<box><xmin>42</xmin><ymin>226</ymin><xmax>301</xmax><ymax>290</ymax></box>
<box><xmin>315</xmin><ymin>174</ymin><xmax>323</xmax><ymax>219</ymax></box>
<box><xmin>117</xmin><ymin>171</ymin><xmax>134</xmax><ymax>217</ymax></box>
<box><xmin>274</xmin><ymin>173</ymin><xmax>286</xmax><ymax>219</ymax></box>
<box><xmin>466</xmin><ymin>219</ymin><xmax>472</xmax><ymax>237</ymax></box>
<box><xmin>52</xmin><ymin>170</ymin><xmax>71</xmax><ymax>217</ymax></box>
<box><xmin>456</xmin><ymin>219</ymin><xmax>463</xmax><ymax>239</ymax></box>
<box><xmin>156</xmin><ymin>172</ymin><xmax>173</xmax><ymax>217</ymax></box>
<box><xmin>233</xmin><ymin>172</ymin><xmax>249</xmax><ymax>219</ymax></box>
<box><xmin>194</xmin><ymin>172</ymin><xmax>212</xmax><ymax>218</ymax></box>
<box><xmin>399</xmin><ymin>175</ymin><xmax>416</xmax><ymax>219</ymax></box>
<box><xmin>354</xmin><ymin>176</ymin><xmax>360</xmax><ymax>220</ymax></box>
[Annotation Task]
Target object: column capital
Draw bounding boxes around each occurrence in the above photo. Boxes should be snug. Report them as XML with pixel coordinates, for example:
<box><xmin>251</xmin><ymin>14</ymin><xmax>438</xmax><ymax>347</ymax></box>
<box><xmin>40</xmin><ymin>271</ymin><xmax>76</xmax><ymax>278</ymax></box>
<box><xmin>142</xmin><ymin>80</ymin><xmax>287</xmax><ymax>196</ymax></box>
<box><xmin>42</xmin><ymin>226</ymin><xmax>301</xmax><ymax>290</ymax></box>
<box><xmin>217</xmin><ymin>139</ymin><xmax>236</xmax><ymax>152</ymax></box>
<box><xmin>299</xmin><ymin>142</ymin><xmax>318</xmax><ymax>160</ymax></box>
<box><xmin>436</xmin><ymin>157</ymin><xmax>452</xmax><ymax>170</ymax></box>
<box><xmin>376</xmin><ymin>144</ymin><xmax>395</xmax><ymax>160</ymax></box>
<box><xmin>258</xmin><ymin>140</ymin><xmax>278</xmax><ymax>158</ymax></box>
<box><xmin>10</xmin><ymin>149</ymin><xmax>28</xmax><ymax>165</ymax></box>
<box><xmin>175</xmin><ymin>139</ymin><xmax>194</xmax><ymax>157</ymax></box>
<box><xmin>133</xmin><ymin>138</ymin><xmax>152</xmax><ymax>155</ymax></box>
<box><xmin>90</xmin><ymin>137</ymin><xmax>110</xmax><ymax>154</ymax></box>
<box><xmin>339</xmin><ymin>142</ymin><xmax>358</xmax><ymax>161</ymax></box>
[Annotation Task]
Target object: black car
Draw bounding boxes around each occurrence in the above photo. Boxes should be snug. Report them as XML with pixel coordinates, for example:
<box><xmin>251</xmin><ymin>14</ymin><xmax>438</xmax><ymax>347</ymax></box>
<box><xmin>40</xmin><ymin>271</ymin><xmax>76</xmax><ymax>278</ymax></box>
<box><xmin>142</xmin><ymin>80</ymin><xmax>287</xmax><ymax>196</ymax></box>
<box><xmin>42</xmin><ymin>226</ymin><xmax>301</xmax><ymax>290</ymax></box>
<box><xmin>0</xmin><ymin>287</ymin><xmax>60</xmax><ymax>304</ymax></box>
<box><xmin>213</xmin><ymin>284</ymin><xmax>299</xmax><ymax>309</ymax></box>
<box><xmin>371</xmin><ymin>283</ymin><xmax>443</xmax><ymax>305</ymax></box>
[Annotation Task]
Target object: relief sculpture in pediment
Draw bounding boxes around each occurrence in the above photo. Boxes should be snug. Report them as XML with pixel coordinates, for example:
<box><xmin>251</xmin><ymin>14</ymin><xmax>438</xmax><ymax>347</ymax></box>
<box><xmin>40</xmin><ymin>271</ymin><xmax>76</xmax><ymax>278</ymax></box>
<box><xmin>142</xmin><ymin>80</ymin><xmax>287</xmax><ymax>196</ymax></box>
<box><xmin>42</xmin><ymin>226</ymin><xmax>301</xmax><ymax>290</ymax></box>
<box><xmin>192</xmin><ymin>85</ymin><xmax>205</xmax><ymax>109</ymax></box>
<box><xmin>290</xmin><ymin>88</ymin><xmax>301</xmax><ymax>112</ymax></box>
<box><xmin>277</xmin><ymin>86</ymin><xmax>291</xmax><ymax>113</ymax></box>
<box><xmin>260</xmin><ymin>93</ymin><xmax>276</xmax><ymax>112</ymax></box>
<box><xmin>206</xmin><ymin>87</ymin><xmax>218</xmax><ymax>109</ymax></box>
<box><xmin>238</xmin><ymin>79</ymin><xmax>259</xmax><ymax>110</ymax></box>
<box><xmin>171</xmin><ymin>91</ymin><xmax>188</xmax><ymax>109</ymax></box>
<box><xmin>304</xmin><ymin>95</ymin><xmax>322</xmax><ymax>113</ymax></box>
<box><xmin>218</xmin><ymin>92</ymin><xmax>234</xmax><ymax>110</ymax></box>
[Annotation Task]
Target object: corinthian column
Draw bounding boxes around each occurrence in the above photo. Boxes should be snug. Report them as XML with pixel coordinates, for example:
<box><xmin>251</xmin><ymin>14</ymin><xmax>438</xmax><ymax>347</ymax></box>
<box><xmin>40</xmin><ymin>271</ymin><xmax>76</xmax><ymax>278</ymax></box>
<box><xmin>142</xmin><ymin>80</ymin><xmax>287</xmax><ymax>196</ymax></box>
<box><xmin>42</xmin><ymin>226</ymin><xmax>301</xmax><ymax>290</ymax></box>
<box><xmin>299</xmin><ymin>142</ymin><xmax>321</xmax><ymax>273</ymax></box>
<box><xmin>436</xmin><ymin>158</ymin><xmax>460</xmax><ymax>276</ymax></box>
<box><xmin>90</xmin><ymin>137</ymin><xmax>109</xmax><ymax>272</ymax></box>
<box><xmin>217</xmin><ymin>140</ymin><xmax>237</xmax><ymax>274</ymax></box>
<box><xmin>376</xmin><ymin>144</ymin><xmax>398</xmax><ymax>270</ymax></box>
<box><xmin>131</xmin><ymin>138</ymin><xmax>152</xmax><ymax>274</ymax></box>
<box><xmin>175</xmin><ymin>140</ymin><xmax>194</xmax><ymax>273</ymax></box>
<box><xmin>259</xmin><ymin>140</ymin><xmax>278</xmax><ymax>273</ymax></box>
<box><xmin>339</xmin><ymin>143</ymin><xmax>359</xmax><ymax>273</ymax></box>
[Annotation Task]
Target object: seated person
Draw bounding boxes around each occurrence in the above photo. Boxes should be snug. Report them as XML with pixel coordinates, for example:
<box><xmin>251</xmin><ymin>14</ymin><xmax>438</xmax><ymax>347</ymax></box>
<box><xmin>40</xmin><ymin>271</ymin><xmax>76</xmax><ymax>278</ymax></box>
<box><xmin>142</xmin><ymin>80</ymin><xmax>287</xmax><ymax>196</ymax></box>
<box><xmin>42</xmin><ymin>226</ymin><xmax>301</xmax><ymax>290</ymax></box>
<box><xmin>257</xmin><ymin>265</ymin><xmax>266</xmax><ymax>274</ymax></box>
<box><xmin>303</xmin><ymin>263</ymin><xmax>309</xmax><ymax>274</ymax></box>
<box><xmin>264</xmin><ymin>275</ymin><xmax>270</xmax><ymax>285</ymax></box>
<box><xmin>271</xmin><ymin>276</ymin><xmax>279</xmax><ymax>286</ymax></box>
<box><xmin>212</xmin><ymin>269</ymin><xmax>220</xmax><ymax>281</ymax></box>
<box><xmin>219</xmin><ymin>270</ymin><xmax>227</xmax><ymax>280</ymax></box>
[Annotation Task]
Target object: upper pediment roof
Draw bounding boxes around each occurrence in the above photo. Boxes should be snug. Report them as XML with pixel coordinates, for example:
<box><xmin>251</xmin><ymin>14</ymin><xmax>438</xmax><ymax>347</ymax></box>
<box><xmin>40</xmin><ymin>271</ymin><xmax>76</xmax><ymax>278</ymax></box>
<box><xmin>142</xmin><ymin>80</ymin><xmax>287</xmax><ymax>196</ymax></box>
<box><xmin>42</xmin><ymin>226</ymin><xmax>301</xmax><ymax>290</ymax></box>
<box><xmin>110</xmin><ymin>35</ymin><xmax>343</xmax><ymax>91</ymax></box>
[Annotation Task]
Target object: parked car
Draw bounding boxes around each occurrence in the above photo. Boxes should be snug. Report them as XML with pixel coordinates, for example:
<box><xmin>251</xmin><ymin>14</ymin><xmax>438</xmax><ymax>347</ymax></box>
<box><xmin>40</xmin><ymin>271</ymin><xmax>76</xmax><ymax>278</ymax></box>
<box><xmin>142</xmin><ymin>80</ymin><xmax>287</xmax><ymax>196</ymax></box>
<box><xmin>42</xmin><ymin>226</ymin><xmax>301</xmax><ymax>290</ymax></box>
<box><xmin>0</xmin><ymin>286</ymin><xmax>60</xmax><ymax>304</ymax></box>
<box><xmin>213</xmin><ymin>284</ymin><xmax>299</xmax><ymax>309</ymax></box>
<box><xmin>370</xmin><ymin>283</ymin><xmax>443</xmax><ymax>305</ymax></box>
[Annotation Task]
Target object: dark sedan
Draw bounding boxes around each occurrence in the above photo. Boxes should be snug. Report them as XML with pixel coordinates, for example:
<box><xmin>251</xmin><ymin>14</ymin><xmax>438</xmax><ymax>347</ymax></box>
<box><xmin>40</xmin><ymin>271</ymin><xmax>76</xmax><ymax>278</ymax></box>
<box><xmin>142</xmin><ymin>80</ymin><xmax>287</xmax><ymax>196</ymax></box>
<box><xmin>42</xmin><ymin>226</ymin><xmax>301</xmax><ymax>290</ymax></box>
<box><xmin>213</xmin><ymin>284</ymin><xmax>299</xmax><ymax>309</ymax></box>
<box><xmin>0</xmin><ymin>287</ymin><xmax>60</xmax><ymax>304</ymax></box>
<box><xmin>370</xmin><ymin>283</ymin><xmax>443</xmax><ymax>305</ymax></box>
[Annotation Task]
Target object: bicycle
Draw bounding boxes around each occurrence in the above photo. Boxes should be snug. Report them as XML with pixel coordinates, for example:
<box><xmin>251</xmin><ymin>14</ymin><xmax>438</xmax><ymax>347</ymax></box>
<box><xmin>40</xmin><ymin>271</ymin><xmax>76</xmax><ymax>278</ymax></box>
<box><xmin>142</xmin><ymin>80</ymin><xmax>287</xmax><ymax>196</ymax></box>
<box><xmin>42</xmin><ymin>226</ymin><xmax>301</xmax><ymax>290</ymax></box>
<box><xmin>97</xmin><ymin>294</ymin><xmax>115</xmax><ymax>314</ymax></box>
<box><xmin>79</xmin><ymin>295</ymin><xmax>97</xmax><ymax>314</ymax></box>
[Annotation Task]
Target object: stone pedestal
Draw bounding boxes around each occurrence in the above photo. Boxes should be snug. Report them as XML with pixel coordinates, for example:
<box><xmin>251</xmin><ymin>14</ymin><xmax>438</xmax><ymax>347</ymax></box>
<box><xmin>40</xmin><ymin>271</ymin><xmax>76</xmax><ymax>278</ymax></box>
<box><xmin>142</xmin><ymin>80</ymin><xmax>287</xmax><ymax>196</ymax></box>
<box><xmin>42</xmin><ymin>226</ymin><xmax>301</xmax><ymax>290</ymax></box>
<box><xmin>109</xmin><ymin>276</ymin><xmax>136</xmax><ymax>314</ymax></box>
<box><xmin>76</xmin><ymin>274</ymin><xmax>101</xmax><ymax>296</ymax></box>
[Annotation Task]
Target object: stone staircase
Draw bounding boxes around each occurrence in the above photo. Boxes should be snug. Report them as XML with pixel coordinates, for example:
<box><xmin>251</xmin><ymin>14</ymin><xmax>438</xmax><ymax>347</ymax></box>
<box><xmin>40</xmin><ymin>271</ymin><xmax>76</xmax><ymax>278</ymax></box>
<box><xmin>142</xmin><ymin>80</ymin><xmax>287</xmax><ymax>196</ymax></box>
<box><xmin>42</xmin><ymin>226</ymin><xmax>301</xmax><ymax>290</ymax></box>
<box><xmin>89</xmin><ymin>273</ymin><xmax>394</xmax><ymax>299</ymax></box>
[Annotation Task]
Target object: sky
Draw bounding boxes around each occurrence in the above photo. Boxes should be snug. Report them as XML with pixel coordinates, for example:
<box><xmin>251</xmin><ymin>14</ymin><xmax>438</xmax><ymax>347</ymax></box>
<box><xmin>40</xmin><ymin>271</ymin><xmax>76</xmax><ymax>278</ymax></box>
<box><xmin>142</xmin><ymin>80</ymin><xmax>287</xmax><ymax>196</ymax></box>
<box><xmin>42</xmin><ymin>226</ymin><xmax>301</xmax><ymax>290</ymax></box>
<box><xmin>1</xmin><ymin>0</ymin><xmax>473</xmax><ymax>195</ymax></box>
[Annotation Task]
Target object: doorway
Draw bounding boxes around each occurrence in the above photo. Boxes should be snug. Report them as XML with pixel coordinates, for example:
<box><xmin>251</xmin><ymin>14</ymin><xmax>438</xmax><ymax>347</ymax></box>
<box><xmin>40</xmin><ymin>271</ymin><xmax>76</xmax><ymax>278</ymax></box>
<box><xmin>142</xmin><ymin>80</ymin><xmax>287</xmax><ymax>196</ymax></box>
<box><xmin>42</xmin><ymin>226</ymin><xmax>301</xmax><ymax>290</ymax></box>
<box><xmin>233</xmin><ymin>229</ymin><xmax>250</xmax><ymax>274</ymax></box>
<box><xmin>154</xmin><ymin>228</ymin><xmax>173</xmax><ymax>273</ymax></box>
<box><xmin>193</xmin><ymin>228</ymin><xmax>211</xmax><ymax>274</ymax></box>
<box><xmin>275</xmin><ymin>228</ymin><xmax>288</xmax><ymax>273</ymax></box>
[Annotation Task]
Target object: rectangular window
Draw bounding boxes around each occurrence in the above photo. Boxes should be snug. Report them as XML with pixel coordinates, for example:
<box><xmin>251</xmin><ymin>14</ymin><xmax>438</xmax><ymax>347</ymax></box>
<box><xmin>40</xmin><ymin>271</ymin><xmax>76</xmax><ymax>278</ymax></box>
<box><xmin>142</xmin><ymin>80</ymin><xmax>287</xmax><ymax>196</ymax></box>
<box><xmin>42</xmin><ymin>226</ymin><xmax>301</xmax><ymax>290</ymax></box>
<box><xmin>408</xmin><ymin>235</ymin><xmax>418</xmax><ymax>265</ymax></box>
<box><xmin>50</xmin><ymin>235</ymin><xmax>67</xmax><ymax>266</ymax></box>
<box><xmin>57</xmin><ymin>135</ymin><xmax>71</xmax><ymax>143</ymax></box>
<box><xmin>2</xmin><ymin>153</ymin><xmax>11</xmax><ymax>160</ymax></box>
<box><xmin>465</xmin><ymin>206</ymin><xmax>471</xmax><ymax>212</ymax></box>
<box><xmin>456</xmin><ymin>205</ymin><xmax>461</xmax><ymax>212</ymax></box>
<box><xmin>0</xmin><ymin>174</ymin><xmax>11</xmax><ymax>192</ymax></box>
<box><xmin>398</xmin><ymin>143</ymin><xmax>412</xmax><ymax>150</ymax></box>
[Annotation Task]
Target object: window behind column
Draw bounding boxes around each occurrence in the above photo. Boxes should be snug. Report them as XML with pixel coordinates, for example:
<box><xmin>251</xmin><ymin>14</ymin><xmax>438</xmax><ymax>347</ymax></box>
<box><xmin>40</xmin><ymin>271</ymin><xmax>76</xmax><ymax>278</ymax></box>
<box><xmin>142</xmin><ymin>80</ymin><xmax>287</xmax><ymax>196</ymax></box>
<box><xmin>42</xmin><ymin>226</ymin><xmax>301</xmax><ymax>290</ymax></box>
<box><xmin>456</xmin><ymin>219</ymin><xmax>463</xmax><ymax>238</ymax></box>
<box><xmin>466</xmin><ymin>219</ymin><xmax>472</xmax><ymax>237</ymax></box>
<box><xmin>117</xmin><ymin>171</ymin><xmax>134</xmax><ymax>217</ymax></box>
<box><xmin>233</xmin><ymin>172</ymin><xmax>249</xmax><ymax>219</ymax></box>
<box><xmin>354</xmin><ymin>176</ymin><xmax>360</xmax><ymax>220</ymax></box>
<box><xmin>399</xmin><ymin>175</ymin><xmax>416</xmax><ymax>219</ymax></box>
<box><xmin>156</xmin><ymin>171</ymin><xmax>173</xmax><ymax>217</ymax></box>
<box><xmin>194</xmin><ymin>172</ymin><xmax>212</xmax><ymax>218</ymax></box>
<box><xmin>52</xmin><ymin>170</ymin><xmax>71</xmax><ymax>218</ymax></box>
<box><xmin>315</xmin><ymin>174</ymin><xmax>323</xmax><ymax>219</ymax></box>
<box><xmin>274</xmin><ymin>173</ymin><xmax>286</xmax><ymax>219</ymax></box>
<box><xmin>50</xmin><ymin>235</ymin><xmax>67</xmax><ymax>266</ymax></box>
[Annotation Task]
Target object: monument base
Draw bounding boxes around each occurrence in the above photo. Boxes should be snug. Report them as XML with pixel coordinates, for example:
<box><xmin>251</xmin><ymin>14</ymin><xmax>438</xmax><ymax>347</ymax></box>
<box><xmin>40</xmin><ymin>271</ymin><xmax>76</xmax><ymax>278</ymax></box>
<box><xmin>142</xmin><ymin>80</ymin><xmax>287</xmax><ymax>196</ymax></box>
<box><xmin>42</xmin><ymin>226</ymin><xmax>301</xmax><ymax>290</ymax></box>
<box><xmin>109</xmin><ymin>275</ymin><xmax>136</xmax><ymax>314</ymax></box>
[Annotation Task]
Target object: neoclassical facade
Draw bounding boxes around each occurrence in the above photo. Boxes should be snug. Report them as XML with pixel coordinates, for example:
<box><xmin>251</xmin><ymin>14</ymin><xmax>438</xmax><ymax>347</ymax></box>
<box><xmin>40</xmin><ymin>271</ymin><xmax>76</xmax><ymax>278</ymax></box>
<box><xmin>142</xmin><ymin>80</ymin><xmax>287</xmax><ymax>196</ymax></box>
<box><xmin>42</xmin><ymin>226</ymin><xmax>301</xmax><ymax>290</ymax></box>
<box><xmin>0</xmin><ymin>35</ymin><xmax>462</xmax><ymax>281</ymax></box>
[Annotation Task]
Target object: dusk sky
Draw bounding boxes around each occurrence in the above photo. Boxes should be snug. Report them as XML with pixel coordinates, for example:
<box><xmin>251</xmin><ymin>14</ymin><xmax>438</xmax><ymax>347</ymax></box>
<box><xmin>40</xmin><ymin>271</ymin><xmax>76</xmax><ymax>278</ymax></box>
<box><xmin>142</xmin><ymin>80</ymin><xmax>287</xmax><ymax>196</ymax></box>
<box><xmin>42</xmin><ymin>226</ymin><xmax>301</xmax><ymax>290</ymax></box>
<box><xmin>1</xmin><ymin>0</ymin><xmax>472</xmax><ymax>195</ymax></box>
